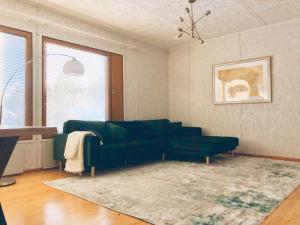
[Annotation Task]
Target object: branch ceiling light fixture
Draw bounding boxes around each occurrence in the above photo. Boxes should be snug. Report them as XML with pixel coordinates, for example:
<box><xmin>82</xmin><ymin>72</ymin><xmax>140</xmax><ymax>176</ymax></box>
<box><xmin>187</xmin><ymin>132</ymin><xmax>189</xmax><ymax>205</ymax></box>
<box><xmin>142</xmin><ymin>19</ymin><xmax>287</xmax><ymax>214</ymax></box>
<box><xmin>177</xmin><ymin>0</ymin><xmax>211</xmax><ymax>44</ymax></box>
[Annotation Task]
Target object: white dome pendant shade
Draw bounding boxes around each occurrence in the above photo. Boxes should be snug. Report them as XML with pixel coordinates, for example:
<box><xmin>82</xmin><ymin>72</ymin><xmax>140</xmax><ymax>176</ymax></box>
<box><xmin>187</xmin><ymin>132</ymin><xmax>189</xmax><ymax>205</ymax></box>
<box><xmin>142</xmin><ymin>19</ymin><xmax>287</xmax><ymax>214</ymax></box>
<box><xmin>63</xmin><ymin>58</ymin><xmax>85</xmax><ymax>76</ymax></box>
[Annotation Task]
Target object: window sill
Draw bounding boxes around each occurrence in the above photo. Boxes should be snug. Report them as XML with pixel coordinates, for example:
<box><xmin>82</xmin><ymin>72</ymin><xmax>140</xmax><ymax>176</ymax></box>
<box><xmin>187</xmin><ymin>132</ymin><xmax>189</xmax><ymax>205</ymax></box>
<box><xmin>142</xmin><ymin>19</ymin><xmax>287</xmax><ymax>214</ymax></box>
<box><xmin>0</xmin><ymin>126</ymin><xmax>57</xmax><ymax>140</ymax></box>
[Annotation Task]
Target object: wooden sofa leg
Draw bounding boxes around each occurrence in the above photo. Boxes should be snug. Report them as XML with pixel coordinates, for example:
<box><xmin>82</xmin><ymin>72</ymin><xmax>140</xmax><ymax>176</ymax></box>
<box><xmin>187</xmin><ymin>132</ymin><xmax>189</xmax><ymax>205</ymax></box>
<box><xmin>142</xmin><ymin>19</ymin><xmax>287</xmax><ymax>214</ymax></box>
<box><xmin>59</xmin><ymin>161</ymin><xmax>63</xmax><ymax>171</ymax></box>
<box><xmin>232</xmin><ymin>146</ymin><xmax>239</xmax><ymax>157</ymax></box>
<box><xmin>206</xmin><ymin>156</ymin><xmax>210</xmax><ymax>166</ymax></box>
<box><xmin>91</xmin><ymin>166</ymin><xmax>96</xmax><ymax>177</ymax></box>
<box><xmin>231</xmin><ymin>150</ymin><xmax>235</xmax><ymax>157</ymax></box>
<box><xmin>162</xmin><ymin>152</ymin><xmax>165</xmax><ymax>161</ymax></box>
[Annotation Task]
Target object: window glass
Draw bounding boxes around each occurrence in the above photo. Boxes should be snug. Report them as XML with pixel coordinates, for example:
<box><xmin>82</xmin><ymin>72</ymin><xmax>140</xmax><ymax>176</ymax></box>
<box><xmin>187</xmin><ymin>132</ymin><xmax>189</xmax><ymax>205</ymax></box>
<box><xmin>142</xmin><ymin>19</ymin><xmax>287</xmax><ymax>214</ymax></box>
<box><xmin>0</xmin><ymin>32</ymin><xmax>26</xmax><ymax>126</ymax></box>
<box><xmin>45</xmin><ymin>42</ymin><xmax>109</xmax><ymax>132</ymax></box>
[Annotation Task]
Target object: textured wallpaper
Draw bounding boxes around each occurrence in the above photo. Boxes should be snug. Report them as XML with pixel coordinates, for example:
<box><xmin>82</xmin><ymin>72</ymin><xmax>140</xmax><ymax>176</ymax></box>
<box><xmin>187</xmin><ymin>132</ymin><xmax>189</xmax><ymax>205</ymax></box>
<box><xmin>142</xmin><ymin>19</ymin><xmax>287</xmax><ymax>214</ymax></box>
<box><xmin>169</xmin><ymin>19</ymin><xmax>300</xmax><ymax>159</ymax></box>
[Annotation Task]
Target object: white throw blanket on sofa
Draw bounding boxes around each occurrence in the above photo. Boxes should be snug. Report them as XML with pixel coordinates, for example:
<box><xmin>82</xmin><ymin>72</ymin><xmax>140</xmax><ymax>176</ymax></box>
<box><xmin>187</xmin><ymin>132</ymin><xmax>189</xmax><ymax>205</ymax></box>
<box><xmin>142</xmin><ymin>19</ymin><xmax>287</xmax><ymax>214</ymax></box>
<box><xmin>64</xmin><ymin>131</ymin><xmax>95</xmax><ymax>173</ymax></box>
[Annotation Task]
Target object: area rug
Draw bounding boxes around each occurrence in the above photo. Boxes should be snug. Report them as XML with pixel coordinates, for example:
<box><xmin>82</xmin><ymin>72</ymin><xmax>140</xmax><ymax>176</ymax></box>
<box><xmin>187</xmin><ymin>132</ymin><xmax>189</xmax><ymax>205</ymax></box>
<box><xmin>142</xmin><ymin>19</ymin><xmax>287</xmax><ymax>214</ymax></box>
<box><xmin>45</xmin><ymin>156</ymin><xmax>300</xmax><ymax>225</ymax></box>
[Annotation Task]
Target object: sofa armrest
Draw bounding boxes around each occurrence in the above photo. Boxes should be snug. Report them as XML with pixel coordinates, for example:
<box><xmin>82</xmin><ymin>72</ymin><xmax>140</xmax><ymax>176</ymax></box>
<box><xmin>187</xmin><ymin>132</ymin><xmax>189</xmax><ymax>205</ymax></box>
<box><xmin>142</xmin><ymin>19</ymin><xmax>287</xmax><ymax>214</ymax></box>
<box><xmin>53</xmin><ymin>133</ymin><xmax>68</xmax><ymax>161</ymax></box>
<box><xmin>84</xmin><ymin>135</ymin><xmax>103</xmax><ymax>168</ymax></box>
<box><xmin>180</xmin><ymin>127</ymin><xmax>202</xmax><ymax>137</ymax></box>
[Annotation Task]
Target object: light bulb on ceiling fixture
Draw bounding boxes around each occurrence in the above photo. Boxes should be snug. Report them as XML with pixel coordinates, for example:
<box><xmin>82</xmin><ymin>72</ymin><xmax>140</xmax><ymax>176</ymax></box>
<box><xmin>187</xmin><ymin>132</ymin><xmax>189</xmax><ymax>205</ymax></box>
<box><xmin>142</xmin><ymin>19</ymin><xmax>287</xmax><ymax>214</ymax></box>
<box><xmin>206</xmin><ymin>10</ymin><xmax>211</xmax><ymax>16</ymax></box>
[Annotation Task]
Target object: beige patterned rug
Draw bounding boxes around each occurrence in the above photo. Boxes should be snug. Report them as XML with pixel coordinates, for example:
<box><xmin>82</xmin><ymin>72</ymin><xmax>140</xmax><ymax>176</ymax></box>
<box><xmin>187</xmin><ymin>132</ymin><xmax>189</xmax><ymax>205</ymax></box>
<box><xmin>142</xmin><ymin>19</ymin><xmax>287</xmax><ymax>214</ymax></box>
<box><xmin>45</xmin><ymin>156</ymin><xmax>300</xmax><ymax>225</ymax></box>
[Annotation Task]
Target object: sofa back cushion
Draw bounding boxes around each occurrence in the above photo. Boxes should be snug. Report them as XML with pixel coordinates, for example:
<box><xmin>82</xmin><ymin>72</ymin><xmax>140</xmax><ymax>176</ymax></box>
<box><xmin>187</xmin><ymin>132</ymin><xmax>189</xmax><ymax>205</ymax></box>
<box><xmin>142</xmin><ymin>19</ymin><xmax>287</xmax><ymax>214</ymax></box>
<box><xmin>135</xmin><ymin>119</ymin><xmax>169</xmax><ymax>139</ymax></box>
<box><xmin>63</xmin><ymin>120</ymin><xmax>106</xmax><ymax>136</ymax></box>
<box><xmin>107</xmin><ymin>121</ymin><xmax>147</xmax><ymax>141</ymax></box>
<box><xmin>168</xmin><ymin>122</ymin><xmax>183</xmax><ymax>137</ymax></box>
<box><xmin>103</xmin><ymin>123</ymin><xmax>127</xmax><ymax>144</ymax></box>
<box><xmin>108</xmin><ymin>119</ymin><xmax>169</xmax><ymax>140</ymax></box>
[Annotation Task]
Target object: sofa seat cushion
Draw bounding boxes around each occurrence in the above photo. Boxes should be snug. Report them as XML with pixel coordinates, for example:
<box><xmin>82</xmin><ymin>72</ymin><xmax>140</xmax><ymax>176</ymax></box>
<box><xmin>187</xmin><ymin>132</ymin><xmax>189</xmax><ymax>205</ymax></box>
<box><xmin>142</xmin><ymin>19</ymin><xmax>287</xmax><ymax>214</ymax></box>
<box><xmin>128</xmin><ymin>139</ymin><xmax>165</xmax><ymax>161</ymax></box>
<box><xmin>168</xmin><ymin>136</ymin><xmax>239</xmax><ymax>155</ymax></box>
<box><xmin>100</xmin><ymin>142</ymin><xmax>132</xmax><ymax>158</ymax></box>
<box><xmin>130</xmin><ymin>139</ymin><xmax>166</xmax><ymax>147</ymax></box>
<box><xmin>102</xmin><ymin>142</ymin><xmax>133</xmax><ymax>150</ymax></box>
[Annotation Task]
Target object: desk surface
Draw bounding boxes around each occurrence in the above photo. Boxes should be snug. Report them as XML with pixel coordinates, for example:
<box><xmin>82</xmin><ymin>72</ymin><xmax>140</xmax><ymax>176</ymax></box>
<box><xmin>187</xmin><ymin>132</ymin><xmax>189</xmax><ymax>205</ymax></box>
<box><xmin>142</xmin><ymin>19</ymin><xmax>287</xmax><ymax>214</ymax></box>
<box><xmin>0</xmin><ymin>126</ymin><xmax>57</xmax><ymax>137</ymax></box>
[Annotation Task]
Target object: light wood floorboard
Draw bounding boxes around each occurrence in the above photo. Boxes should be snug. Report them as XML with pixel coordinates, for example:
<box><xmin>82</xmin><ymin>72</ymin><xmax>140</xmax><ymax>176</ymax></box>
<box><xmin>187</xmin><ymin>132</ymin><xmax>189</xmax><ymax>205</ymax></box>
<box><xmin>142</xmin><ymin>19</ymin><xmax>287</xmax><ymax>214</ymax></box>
<box><xmin>0</xmin><ymin>170</ymin><xmax>299</xmax><ymax>225</ymax></box>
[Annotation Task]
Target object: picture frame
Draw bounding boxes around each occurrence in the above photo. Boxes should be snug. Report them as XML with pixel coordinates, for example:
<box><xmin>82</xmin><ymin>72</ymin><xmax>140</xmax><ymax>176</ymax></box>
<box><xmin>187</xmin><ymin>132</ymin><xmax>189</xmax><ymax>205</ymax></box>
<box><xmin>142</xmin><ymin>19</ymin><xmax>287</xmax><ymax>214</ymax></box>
<box><xmin>213</xmin><ymin>56</ymin><xmax>272</xmax><ymax>104</ymax></box>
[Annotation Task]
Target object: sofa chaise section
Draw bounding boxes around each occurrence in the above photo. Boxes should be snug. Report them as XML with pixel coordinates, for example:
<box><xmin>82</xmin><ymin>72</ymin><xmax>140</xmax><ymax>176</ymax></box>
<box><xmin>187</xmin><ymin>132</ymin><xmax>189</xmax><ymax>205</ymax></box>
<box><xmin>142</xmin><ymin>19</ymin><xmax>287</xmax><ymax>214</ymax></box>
<box><xmin>168</xmin><ymin>136</ymin><xmax>239</xmax><ymax>165</ymax></box>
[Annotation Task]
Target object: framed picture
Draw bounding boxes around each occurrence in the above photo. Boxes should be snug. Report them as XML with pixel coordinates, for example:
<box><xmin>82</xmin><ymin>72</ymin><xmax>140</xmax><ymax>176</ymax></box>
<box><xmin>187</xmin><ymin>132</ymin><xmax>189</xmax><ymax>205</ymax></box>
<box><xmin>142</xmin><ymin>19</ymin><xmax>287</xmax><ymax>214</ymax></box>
<box><xmin>213</xmin><ymin>56</ymin><xmax>271</xmax><ymax>104</ymax></box>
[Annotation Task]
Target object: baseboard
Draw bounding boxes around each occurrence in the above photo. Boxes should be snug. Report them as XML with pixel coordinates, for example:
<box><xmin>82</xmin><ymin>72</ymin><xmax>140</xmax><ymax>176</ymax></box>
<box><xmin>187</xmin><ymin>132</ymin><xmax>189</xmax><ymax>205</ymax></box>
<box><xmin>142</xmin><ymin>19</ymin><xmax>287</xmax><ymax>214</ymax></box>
<box><xmin>26</xmin><ymin>167</ymin><xmax>60</xmax><ymax>173</ymax></box>
<box><xmin>2</xmin><ymin>166</ymin><xmax>60</xmax><ymax>177</ymax></box>
<box><xmin>236</xmin><ymin>152</ymin><xmax>300</xmax><ymax>162</ymax></box>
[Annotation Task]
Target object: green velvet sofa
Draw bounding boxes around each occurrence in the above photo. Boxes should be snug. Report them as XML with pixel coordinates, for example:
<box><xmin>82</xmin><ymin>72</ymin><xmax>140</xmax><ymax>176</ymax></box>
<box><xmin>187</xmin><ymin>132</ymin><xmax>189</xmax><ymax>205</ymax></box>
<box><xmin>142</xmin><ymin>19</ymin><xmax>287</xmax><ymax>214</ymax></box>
<box><xmin>53</xmin><ymin>119</ymin><xmax>239</xmax><ymax>176</ymax></box>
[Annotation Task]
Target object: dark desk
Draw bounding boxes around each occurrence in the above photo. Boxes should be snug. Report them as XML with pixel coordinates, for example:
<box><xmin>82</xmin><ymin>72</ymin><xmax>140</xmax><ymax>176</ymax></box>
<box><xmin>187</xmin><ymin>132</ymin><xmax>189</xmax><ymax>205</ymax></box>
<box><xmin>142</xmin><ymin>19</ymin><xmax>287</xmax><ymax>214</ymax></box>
<box><xmin>0</xmin><ymin>203</ymin><xmax>6</xmax><ymax>225</ymax></box>
<box><xmin>0</xmin><ymin>126</ymin><xmax>57</xmax><ymax>186</ymax></box>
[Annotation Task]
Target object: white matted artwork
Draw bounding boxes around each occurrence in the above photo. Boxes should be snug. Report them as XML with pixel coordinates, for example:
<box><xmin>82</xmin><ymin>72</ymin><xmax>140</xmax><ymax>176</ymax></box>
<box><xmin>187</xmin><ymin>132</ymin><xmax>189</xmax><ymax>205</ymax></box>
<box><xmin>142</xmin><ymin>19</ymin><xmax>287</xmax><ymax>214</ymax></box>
<box><xmin>213</xmin><ymin>56</ymin><xmax>271</xmax><ymax>104</ymax></box>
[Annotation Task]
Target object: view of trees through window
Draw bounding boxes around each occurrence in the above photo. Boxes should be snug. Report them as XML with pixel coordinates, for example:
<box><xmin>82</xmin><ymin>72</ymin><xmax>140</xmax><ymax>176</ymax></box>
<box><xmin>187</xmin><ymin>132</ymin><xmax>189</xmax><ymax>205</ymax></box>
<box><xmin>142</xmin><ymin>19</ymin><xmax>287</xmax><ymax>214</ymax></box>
<box><xmin>0</xmin><ymin>31</ymin><xmax>26</xmax><ymax>126</ymax></box>
<box><xmin>44</xmin><ymin>41</ymin><xmax>109</xmax><ymax>132</ymax></box>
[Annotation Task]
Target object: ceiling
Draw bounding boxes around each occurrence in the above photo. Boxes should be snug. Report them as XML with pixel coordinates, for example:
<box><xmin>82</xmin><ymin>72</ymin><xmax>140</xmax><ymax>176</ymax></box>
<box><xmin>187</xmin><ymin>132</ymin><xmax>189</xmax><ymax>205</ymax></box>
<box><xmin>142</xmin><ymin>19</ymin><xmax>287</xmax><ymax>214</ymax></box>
<box><xmin>28</xmin><ymin>0</ymin><xmax>300</xmax><ymax>49</ymax></box>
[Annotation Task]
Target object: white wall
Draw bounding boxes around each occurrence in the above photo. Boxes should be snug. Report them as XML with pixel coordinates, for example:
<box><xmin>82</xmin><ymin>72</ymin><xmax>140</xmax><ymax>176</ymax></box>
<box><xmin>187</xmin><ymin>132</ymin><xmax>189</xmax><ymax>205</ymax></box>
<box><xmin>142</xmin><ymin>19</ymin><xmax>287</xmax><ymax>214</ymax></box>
<box><xmin>169</xmin><ymin>19</ymin><xmax>300</xmax><ymax>159</ymax></box>
<box><xmin>0</xmin><ymin>0</ymin><xmax>169</xmax><ymax>174</ymax></box>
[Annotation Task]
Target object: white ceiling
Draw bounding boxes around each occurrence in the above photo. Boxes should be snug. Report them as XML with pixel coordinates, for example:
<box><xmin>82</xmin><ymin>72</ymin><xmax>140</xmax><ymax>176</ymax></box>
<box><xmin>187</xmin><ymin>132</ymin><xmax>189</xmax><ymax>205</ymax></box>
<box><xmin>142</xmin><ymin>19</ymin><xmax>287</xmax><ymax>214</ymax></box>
<box><xmin>28</xmin><ymin>0</ymin><xmax>300</xmax><ymax>49</ymax></box>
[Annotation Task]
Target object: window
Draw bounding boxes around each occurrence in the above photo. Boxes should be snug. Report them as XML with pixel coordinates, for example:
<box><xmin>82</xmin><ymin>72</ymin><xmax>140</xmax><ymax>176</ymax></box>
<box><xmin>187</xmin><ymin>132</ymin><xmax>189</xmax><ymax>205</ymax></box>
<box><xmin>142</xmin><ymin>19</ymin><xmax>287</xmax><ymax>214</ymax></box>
<box><xmin>0</xmin><ymin>26</ymin><xmax>32</xmax><ymax>126</ymax></box>
<box><xmin>43</xmin><ymin>38</ymin><xmax>111</xmax><ymax>132</ymax></box>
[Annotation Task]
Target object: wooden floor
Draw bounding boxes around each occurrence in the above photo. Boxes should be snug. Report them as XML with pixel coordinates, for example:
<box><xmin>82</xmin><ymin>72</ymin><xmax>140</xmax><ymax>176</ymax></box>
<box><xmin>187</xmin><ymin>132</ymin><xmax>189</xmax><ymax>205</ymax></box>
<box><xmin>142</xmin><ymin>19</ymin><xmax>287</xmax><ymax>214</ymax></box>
<box><xmin>0</xmin><ymin>170</ymin><xmax>299</xmax><ymax>225</ymax></box>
